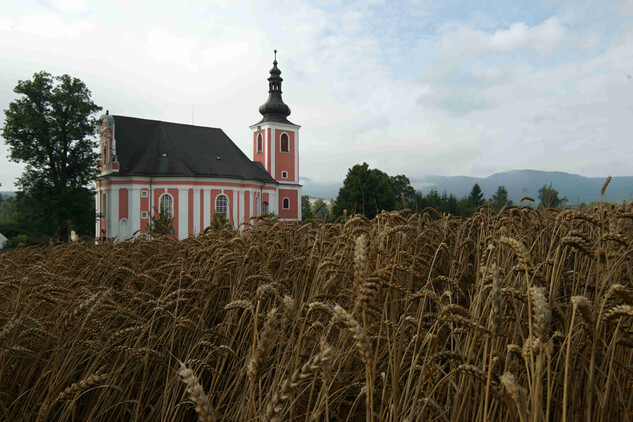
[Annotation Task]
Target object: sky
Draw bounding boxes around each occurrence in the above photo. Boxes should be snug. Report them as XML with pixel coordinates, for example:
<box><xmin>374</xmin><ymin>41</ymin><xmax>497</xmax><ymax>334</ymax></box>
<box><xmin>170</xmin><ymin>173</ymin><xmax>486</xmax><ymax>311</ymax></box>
<box><xmin>1</xmin><ymin>0</ymin><xmax>632</xmax><ymax>193</ymax></box>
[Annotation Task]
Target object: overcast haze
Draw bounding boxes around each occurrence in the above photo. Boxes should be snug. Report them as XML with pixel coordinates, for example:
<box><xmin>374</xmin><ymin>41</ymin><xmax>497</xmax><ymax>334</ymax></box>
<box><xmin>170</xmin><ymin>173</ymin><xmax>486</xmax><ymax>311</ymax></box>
<box><xmin>1</xmin><ymin>0</ymin><xmax>632</xmax><ymax>192</ymax></box>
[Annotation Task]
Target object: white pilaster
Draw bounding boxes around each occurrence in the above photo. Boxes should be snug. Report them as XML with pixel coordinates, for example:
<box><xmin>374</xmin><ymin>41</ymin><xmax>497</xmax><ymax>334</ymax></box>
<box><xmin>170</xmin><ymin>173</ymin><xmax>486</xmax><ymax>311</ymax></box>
<box><xmin>95</xmin><ymin>189</ymin><xmax>100</xmax><ymax>239</ymax></box>
<box><xmin>203</xmin><ymin>189</ymin><xmax>211</xmax><ymax>228</ymax></box>
<box><xmin>295</xmin><ymin>129</ymin><xmax>299</xmax><ymax>183</ymax></box>
<box><xmin>193</xmin><ymin>189</ymin><xmax>200</xmax><ymax>235</ymax></box>
<box><xmin>270</xmin><ymin>191</ymin><xmax>278</xmax><ymax>214</ymax></box>
<box><xmin>130</xmin><ymin>187</ymin><xmax>141</xmax><ymax>238</ymax></box>
<box><xmin>239</xmin><ymin>190</ymin><xmax>244</xmax><ymax>226</ymax></box>
<box><xmin>271</xmin><ymin>128</ymin><xmax>276</xmax><ymax>179</ymax></box>
<box><xmin>178</xmin><ymin>188</ymin><xmax>188</xmax><ymax>240</ymax></box>
<box><xmin>111</xmin><ymin>186</ymin><xmax>119</xmax><ymax>239</ymax></box>
<box><xmin>264</xmin><ymin>128</ymin><xmax>269</xmax><ymax>174</ymax></box>
<box><xmin>232</xmin><ymin>190</ymin><xmax>238</xmax><ymax>227</ymax></box>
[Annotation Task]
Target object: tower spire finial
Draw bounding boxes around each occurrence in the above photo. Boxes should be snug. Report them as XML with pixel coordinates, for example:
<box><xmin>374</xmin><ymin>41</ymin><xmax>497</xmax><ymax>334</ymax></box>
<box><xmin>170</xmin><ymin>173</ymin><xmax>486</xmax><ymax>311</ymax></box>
<box><xmin>274</xmin><ymin>49</ymin><xmax>277</xmax><ymax>64</ymax></box>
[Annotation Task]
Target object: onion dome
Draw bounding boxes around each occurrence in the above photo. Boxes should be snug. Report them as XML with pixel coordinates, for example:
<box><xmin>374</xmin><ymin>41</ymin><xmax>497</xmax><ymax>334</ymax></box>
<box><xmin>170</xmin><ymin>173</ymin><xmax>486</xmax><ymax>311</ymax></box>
<box><xmin>258</xmin><ymin>50</ymin><xmax>293</xmax><ymax>124</ymax></box>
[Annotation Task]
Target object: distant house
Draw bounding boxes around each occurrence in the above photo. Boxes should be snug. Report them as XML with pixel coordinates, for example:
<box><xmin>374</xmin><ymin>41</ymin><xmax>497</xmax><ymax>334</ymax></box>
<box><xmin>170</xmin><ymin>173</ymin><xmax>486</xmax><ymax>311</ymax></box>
<box><xmin>96</xmin><ymin>53</ymin><xmax>302</xmax><ymax>240</ymax></box>
<box><xmin>0</xmin><ymin>233</ymin><xmax>7</xmax><ymax>250</ymax></box>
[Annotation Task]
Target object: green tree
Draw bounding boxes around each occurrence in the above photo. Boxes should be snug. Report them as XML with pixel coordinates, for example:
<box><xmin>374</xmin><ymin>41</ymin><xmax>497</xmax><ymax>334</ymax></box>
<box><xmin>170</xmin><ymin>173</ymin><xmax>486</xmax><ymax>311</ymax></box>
<box><xmin>147</xmin><ymin>206</ymin><xmax>175</xmax><ymax>237</ymax></box>
<box><xmin>538</xmin><ymin>184</ymin><xmax>565</xmax><ymax>208</ymax></box>
<box><xmin>491</xmin><ymin>185</ymin><xmax>512</xmax><ymax>210</ymax></box>
<box><xmin>468</xmin><ymin>183</ymin><xmax>484</xmax><ymax>208</ymax></box>
<box><xmin>301</xmin><ymin>195</ymin><xmax>314</xmax><ymax>220</ymax></box>
<box><xmin>390</xmin><ymin>174</ymin><xmax>416</xmax><ymax>209</ymax></box>
<box><xmin>333</xmin><ymin>163</ymin><xmax>396</xmax><ymax>219</ymax></box>
<box><xmin>2</xmin><ymin>71</ymin><xmax>102</xmax><ymax>240</ymax></box>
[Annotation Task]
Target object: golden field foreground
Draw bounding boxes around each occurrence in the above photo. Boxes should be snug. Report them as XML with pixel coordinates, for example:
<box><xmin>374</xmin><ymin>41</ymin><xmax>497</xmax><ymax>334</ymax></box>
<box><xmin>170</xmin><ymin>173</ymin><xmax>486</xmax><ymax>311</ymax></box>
<box><xmin>2</xmin><ymin>206</ymin><xmax>633</xmax><ymax>421</ymax></box>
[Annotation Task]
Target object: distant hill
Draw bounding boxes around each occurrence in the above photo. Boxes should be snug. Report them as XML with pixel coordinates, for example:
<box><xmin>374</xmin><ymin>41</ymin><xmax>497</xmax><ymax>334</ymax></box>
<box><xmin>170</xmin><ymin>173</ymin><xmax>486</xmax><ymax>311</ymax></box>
<box><xmin>303</xmin><ymin>170</ymin><xmax>633</xmax><ymax>205</ymax></box>
<box><xmin>416</xmin><ymin>170</ymin><xmax>633</xmax><ymax>204</ymax></box>
<box><xmin>0</xmin><ymin>191</ymin><xmax>16</xmax><ymax>199</ymax></box>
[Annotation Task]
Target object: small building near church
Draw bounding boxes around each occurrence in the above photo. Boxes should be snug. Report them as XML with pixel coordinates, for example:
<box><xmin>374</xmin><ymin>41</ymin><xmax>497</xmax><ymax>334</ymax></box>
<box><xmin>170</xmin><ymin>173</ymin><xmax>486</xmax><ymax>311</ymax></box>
<box><xmin>96</xmin><ymin>53</ymin><xmax>301</xmax><ymax>240</ymax></box>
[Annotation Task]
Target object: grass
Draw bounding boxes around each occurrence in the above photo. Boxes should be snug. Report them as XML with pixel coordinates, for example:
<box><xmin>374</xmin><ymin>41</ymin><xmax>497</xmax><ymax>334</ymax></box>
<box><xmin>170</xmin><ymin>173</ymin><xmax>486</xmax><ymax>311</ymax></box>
<box><xmin>1</xmin><ymin>204</ymin><xmax>632</xmax><ymax>421</ymax></box>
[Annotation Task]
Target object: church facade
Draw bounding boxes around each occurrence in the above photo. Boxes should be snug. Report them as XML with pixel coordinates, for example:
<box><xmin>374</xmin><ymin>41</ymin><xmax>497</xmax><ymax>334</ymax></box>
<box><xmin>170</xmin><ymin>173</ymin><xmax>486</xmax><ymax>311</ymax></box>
<box><xmin>96</xmin><ymin>53</ymin><xmax>301</xmax><ymax>240</ymax></box>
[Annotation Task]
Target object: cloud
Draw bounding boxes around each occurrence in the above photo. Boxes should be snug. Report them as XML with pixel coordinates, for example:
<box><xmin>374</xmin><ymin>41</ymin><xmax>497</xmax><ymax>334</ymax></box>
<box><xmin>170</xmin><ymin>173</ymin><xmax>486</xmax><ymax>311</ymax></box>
<box><xmin>0</xmin><ymin>14</ymin><xmax>93</xmax><ymax>39</ymax></box>
<box><xmin>440</xmin><ymin>16</ymin><xmax>566</xmax><ymax>58</ymax></box>
<box><xmin>617</xmin><ymin>0</ymin><xmax>633</xmax><ymax>16</ymax></box>
<box><xmin>143</xmin><ymin>27</ymin><xmax>199</xmax><ymax>69</ymax></box>
<box><xmin>49</xmin><ymin>0</ymin><xmax>88</xmax><ymax>13</ymax></box>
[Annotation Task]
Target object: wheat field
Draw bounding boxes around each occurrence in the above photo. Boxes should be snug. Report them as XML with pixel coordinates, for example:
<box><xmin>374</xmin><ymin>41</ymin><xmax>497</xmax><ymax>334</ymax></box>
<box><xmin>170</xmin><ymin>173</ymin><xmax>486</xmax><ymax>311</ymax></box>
<box><xmin>1</xmin><ymin>205</ymin><xmax>633</xmax><ymax>421</ymax></box>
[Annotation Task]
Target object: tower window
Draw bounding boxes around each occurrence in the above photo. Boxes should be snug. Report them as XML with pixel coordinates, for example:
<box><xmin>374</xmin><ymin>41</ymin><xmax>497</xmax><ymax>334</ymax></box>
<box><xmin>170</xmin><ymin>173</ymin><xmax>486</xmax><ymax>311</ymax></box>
<box><xmin>257</xmin><ymin>133</ymin><xmax>263</xmax><ymax>152</ymax></box>
<box><xmin>159</xmin><ymin>194</ymin><xmax>174</xmax><ymax>219</ymax></box>
<box><xmin>282</xmin><ymin>171</ymin><xmax>288</xmax><ymax>178</ymax></box>
<box><xmin>282</xmin><ymin>197</ymin><xmax>290</xmax><ymax>209</ymax></box>
<box><xmin>216</xmin><ymin>194</ymin><xmax>229</xmax><ymax>218</ymax></box>
<box><xmin>280</xmin><ymin>133</ymin><xmax>289</xmax><ymax>152</ymax></box>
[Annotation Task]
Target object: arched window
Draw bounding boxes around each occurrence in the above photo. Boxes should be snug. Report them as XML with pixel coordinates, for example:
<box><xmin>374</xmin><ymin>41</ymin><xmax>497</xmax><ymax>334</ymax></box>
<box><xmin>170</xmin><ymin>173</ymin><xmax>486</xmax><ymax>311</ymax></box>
<box><xmin>103</xmin><ymin>145</ymin><xmax>107</xmax><ymax>164</ymax></box>
<box><xmin>216</xmin><ymin>194</ymin><xmax>228</xmax><ymax>217</ymax></box>
<box><xmin>282</xmin><ymin>197</ymin><xmax>290</xmax><ymax>209</ymax></box>
<box><xmin>257</xmin><ymin>133</ymin><xmax>263</xmax><ymax>152</ymax></box>
<box><xmin>262</xmin><ymin>201</ymin><xmax>269</xmax><ymax>214</ymax></box>
<box><xmin>159</xmin><ymin>194</ymin><xmax>174</xmax><ymax>219</ymax></box>
<box><xmin>254</xmin><ymin>196</ymin><xmax>259</xmax><ymax>215</ymax></box>
<box><xmin>102</xmin><ymin>193</ymin><xmax>107</xmax><ymax>220</ymax></box>
<box><xmin>280</xmin><ymin>133</ymin><xmax>289</xmax><ymax>152</ymax></box>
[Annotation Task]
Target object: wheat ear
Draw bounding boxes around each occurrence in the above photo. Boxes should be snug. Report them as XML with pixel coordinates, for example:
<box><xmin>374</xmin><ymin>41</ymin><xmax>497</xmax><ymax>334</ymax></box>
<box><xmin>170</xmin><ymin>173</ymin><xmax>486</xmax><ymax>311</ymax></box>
<box><xmin>179</xmin><ymin>362</ymin><xmax>216</xmax><ymax>422</ymax></box>
<box><xmin>262</xmin><ymin>345</ymin><xmax>333</xmax><ymax>422</ymax></box>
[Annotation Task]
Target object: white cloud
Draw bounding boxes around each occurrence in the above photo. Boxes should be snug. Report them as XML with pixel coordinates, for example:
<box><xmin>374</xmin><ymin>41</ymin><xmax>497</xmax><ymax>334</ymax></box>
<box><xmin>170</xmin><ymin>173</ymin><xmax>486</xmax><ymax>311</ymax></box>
<box><xmin>50</xmin><ymin>0</ymin><xmax>88</xmax><ymax>13</ymax></box>
<box><xmin>440</xmin><ymin>16</ymin><xmax>566</xmax><ymax>58</ymax></box>
<box><xmin>617</xmin><ymin>0</ymin><xmax>633</xmax><ymax>16</ymax></box>
<box><xmin>0</xmin><ymin>14</ymin><xmax>93</xmax><ymax>39</ymax></box>
<box><xmin>143</xmin><ymin>27</ymin><xmax>199</xmax><ymax>69</ymax></box>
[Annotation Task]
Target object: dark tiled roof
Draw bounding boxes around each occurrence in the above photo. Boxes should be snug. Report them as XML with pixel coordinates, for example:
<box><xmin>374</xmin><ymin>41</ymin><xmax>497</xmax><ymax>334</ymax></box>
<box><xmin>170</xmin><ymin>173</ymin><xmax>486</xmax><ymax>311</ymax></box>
<box><xmin>110</xmin><ymin>116</ymin><xmax>277</xmax><ymax>184</ymax></box>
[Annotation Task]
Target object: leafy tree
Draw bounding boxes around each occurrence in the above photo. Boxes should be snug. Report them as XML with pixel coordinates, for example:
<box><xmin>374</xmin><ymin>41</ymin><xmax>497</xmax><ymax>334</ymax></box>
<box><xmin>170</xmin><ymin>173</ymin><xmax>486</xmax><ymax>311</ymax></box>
<box><xmin>491</xmin><ymin>186</ymin><xmax>512</xmax><ymax>210</ymax></box>
<box><xmin>301</xmin><ymin>195</ymin><xmax>314</xmax><ymax>220</ymax></box>
<box><xmin>390</xmin><ymin>174</ymin><xmax>416</xmax><ymax>209</ymax></box>
<box><xmin>333</xmin><ymin>163</ymin><xmax>396</xmax><ymax>219</ymax></box>
<box><xmin>209</xmin><ymin>212</ymin><xmax>229</xmax><ymax>232</ymax></box>
<box><xmin>538</xmin><ymin>184</ymin><xmax>565</xmax><ymax>208</ymax></box>
<box><xmin>2</xmin><ymin>71</ymin><xmax>102</xmax><ymax>240</ymax></box>
<box><xmin>468</xmin><ymin>183</ymin><xmax>484</xmax><ymax>208</ymax></box>
<box><xmin>147</xmin><ymin>206</ymin><xmax>175</xmax><ymax>237</ymax></box>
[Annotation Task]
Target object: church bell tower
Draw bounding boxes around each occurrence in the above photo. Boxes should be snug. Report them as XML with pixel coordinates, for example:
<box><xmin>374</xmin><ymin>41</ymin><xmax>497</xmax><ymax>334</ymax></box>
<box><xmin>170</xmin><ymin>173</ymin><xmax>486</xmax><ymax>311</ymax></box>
<box><xmin>250</xmin><ymin>51</ymin><xmax>302</xmax><ymax>221</ymax></box>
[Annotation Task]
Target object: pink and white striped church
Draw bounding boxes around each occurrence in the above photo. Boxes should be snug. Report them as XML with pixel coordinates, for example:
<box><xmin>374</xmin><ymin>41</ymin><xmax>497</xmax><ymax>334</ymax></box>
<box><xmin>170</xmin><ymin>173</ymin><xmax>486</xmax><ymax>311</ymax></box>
<box><xmin>96</xmin><ymin>52</ymin><xmax>301</xmax><ymax>240</ymax></box>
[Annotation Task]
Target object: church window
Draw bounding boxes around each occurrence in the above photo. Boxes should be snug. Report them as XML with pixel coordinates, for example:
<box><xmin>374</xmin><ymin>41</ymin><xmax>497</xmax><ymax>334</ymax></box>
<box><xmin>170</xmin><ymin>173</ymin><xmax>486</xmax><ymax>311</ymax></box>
<box><xmin>103</xmin><ymin>145</ymin><xmax>107</xmax><ymax>164</ymax></box>
<box><xmin>282</xmin><ymin>171</ymin><xmax>288</xmax><ymax>178</ymax></box>
<box><xmin>141</xmin><ymin>211</ymin><xmax>148</xmax><ymax>219</ymax></box>
<box><xmin>257</xmin><ymin>133</ymin><xmax>263</xmax><ymax>152</ymax></box>
<box><xmin>216</xmin><ymin>194</ymin><xmax>229</xmax><ymax>218</ymax></box>
<box><xmin>282</xmin><ymin>197</ymin><xmax>290</xmax><ymax>209</ymax></box>
<box><xmin>101</xmin><ymin>193</ymin><xmax>107</xmax><ymax>220</ymax></box>
<box><xmin>254</xmin><ymin>196</ymin><xmax>259</xmax><ymax>215</ymax></box>
<box><xmin>159</xmin><ymin>194</ymin><xmax>174</xmax><ymax>219</ymax></box>
<box><xmin>262</xmin><ymin>201</ymin><xmax>269</xmax><ymax>214</ymax></box>
<box><xmin>141</xmin><ymin>190</ymin><xmax>148</xmax><ymax>198</ymax></box>
<box><xmin>280</xmin><ymin>133</ymin><xmax>289</xmax><ymax>152</ymax></box>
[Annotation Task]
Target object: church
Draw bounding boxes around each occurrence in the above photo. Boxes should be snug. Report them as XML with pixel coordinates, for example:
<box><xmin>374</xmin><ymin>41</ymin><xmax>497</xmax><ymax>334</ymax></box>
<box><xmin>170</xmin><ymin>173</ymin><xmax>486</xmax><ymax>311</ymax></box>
<box><xmin>96</xmin><ymin>52</ymin><xmax>301</xmax><ymax>240</ymax></box>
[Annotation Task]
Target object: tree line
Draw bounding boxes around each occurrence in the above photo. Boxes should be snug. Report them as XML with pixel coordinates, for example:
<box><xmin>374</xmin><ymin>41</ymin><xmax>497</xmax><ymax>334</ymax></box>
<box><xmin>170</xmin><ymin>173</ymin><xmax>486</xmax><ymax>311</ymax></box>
<box><xmin>302</xmin><ymin>163</ymin><xmax>572</xmax><ymax>221</ymax></box>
